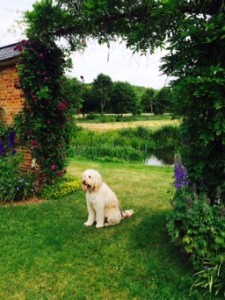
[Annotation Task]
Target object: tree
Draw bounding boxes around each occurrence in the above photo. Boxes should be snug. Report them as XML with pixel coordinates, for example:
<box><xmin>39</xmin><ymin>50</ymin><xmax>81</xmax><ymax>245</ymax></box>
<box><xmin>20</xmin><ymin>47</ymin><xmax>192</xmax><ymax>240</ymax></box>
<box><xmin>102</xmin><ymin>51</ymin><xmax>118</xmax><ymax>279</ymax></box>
<box><xmin>61</xmin><ymin>76</ymin><xmax>83</xmax><ymax>113</ymax></box>
<box><xmin>91</xmin><ymin>73</ymin><xmax>113</xmax><ymax>114</ymax></box>
<box><xmin>154</xmin><ymin>87</ymin><xmax>172</xmax><ymax>115</ymax></box>
<box><xmin>80</xmin><ymin>84</ymin><xmax>99</xmax><ymax>114</ymax></box>
<box><xmin>111</xmin><ymin>81</ymin><xmax>138</xmax><ymax>116</ymax></box>
<box><xmin>141</xmin><ymin>88</ymin><xmax>156</xmax><ymax>114</ymax></box>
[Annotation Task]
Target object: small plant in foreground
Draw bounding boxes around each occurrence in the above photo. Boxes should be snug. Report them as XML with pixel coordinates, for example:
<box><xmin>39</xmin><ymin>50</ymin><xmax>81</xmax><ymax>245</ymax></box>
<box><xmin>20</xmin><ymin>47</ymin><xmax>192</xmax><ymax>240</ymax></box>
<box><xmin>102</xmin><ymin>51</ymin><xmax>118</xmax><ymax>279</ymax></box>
<box><xmin>39</xmin><ymin>175</ymin><xmax>80</xmax><ymax>199</ymax></box>
<box><xmin>0</xmin><ymin>154</ymin><xmax>35</xmax><ymax>202</ymax></box>
<box><xmin>191</xmin><ymin>260</ymin><xmax>225</xmax><ymax>298</ymax></box>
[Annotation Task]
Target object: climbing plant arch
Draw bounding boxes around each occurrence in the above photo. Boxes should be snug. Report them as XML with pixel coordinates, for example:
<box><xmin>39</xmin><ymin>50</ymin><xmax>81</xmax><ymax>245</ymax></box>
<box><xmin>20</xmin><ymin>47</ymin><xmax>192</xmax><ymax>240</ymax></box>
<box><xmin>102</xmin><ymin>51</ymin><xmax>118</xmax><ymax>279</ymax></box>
<box><xmin>16</xmin><ymin>0</ymin><xmax>168</xmax><ymax>182</ymax></box>
<box><xmin>16</xmin><ymin>0</ymin><xmax>225</xmax><ymax>202</ymax></box>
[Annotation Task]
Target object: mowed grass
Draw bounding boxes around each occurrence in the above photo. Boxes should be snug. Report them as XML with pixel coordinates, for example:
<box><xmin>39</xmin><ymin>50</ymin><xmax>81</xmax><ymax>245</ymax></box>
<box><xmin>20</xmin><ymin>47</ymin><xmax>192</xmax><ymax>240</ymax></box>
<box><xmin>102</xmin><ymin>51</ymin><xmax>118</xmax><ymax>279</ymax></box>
<box><xmin>0</xmin><ymin>159</ymin><xmax>204</xmax><ymax>299</ymax></box>
<box><xmin>77</xmin><ymin>119</ymin><xmax>180</xmax><ymax>132</ymax></box>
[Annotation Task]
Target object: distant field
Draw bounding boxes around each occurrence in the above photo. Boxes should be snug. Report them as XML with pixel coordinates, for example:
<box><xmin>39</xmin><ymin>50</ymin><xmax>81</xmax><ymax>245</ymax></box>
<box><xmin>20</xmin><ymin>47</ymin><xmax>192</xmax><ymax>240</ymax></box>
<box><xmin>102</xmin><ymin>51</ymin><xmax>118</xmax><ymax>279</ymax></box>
<box><xmin>77</xmin><ymin>119</ymin><xmax>180</xmax><ymax>131</ymax></box>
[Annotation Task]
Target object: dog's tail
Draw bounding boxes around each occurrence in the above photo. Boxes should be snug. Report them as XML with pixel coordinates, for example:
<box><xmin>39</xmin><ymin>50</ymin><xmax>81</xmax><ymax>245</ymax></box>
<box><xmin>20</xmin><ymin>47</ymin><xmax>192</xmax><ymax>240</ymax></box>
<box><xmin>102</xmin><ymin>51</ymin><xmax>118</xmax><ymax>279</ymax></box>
<box><xmin>122</xmin><ymin>209</ymin><xmax>134</xmax><ymax>219</ymax></box>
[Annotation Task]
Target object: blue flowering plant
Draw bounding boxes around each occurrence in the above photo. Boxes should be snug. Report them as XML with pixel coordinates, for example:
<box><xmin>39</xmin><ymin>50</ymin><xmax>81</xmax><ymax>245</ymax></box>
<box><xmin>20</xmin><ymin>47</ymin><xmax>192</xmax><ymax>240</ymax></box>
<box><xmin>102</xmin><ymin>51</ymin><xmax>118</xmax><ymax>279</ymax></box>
<box><xmin>0</xmin><ymin>124</ymin><xmax>17</xmax><ymax>157</ymax></box>
<box><xmin>0</xmin><ymin>153</ymin><xmax>35</xmax><ymax>202</ymax></box>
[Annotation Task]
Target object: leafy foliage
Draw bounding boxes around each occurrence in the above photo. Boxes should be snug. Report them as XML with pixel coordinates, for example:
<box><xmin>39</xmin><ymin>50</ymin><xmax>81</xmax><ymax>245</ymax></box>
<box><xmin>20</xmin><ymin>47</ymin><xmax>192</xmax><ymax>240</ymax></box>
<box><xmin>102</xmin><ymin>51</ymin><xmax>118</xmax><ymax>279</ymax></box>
<box><xmin>168</xmin><ymin>154</ymin><xmax>225</xmax><ymax>296</ymax></box>
<box><xmin>160</xmin><ymin>2</ymin><xmax>225</xmax><ymax>201</ymax></box>
<box><xmin>92</xmin><ymin>73</ymin><xmax>113</xmax><ymax>114</ymax></box>
<box><xmin>39</xmin><ymin>175</ymin><xmax>80</xmax><ymax>199</ymax></box>
<box><xmin>14</xmin><ymin>40</ymin><xmax>81</xmax><ymax>182</ymax></box>
<box><xmin>154</xmin><ymin>87</ymin><xmax>172</xmax><ymax>114</ymax></box>
<box><xmin>111</xmin><ymin>81</ymin><xmax>139</xmax><ymax>115</ymax></box>
<box><xmin>0</xmin><ymin>124</ymin><xmax>16</xmax><ymax>157</ymax></box>
<box><xmin>141</xmin><ymin>88</ymin><xmax>156</xmax><ymax>114</ymax></box>
<box><xmin>168</xmin><ymin>186</ymin><xmax>225</xmax><ymax>297</ymax></box>
<box><xmin>0</xmin><ymin>154</ymin><xmax>34</xmax><ymax>202</ymax></box>
<box><xmin>192</xmin><ymin>262</ymin><xmax>225</xmax><ymax>298</ymax></box>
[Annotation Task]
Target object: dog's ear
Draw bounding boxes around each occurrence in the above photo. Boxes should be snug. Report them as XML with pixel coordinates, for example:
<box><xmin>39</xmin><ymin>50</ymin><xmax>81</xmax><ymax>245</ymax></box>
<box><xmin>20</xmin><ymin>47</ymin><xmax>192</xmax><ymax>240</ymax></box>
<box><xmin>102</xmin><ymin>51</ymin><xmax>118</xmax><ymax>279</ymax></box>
<box><xmin>94</xmin><ymin>170</ymin><xmax>103</xmax><ymax>191</ymax></box>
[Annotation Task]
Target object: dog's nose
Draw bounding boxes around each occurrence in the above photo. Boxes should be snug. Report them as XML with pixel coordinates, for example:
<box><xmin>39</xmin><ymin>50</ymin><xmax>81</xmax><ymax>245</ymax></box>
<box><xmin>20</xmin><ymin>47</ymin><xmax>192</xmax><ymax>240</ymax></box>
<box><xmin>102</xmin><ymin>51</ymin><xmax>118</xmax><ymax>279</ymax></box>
<box><xmin>82</xmin><ymin>180</ymin><xmax>86</xmax><ymax>184</ymax></box>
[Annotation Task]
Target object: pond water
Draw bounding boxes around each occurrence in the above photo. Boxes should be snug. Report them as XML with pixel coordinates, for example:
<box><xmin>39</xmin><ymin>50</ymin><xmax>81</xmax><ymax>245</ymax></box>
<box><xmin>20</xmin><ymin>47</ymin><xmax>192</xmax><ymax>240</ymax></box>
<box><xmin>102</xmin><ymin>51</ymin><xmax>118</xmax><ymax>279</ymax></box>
<box><xmin>145</xmin><ymin>149</ymin><xmax>174</xmax><ymax>166</ymax></box>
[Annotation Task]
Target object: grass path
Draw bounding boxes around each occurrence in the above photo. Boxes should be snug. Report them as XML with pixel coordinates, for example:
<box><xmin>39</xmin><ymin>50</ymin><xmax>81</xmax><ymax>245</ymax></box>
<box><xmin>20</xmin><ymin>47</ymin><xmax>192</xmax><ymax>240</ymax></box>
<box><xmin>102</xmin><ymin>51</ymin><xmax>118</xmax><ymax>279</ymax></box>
<box><xmin>77</xmin><ymin>119</ymin><xmax>180</xmax><ymax>131</ymax></box>
<box><xmin>0</xmin><ymin>159</ymin><xmax>205</xmax><ymax>299</ymax></box>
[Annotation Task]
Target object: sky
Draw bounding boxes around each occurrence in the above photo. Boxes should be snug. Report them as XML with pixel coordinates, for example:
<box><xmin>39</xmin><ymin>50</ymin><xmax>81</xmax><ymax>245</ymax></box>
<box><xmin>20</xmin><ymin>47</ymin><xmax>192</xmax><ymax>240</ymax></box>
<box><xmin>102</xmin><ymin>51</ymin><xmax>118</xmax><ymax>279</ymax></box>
<box><xmin>0</xmin><ymin>0</ymin><xmax>170</xmax><ymax>89</ymax></box>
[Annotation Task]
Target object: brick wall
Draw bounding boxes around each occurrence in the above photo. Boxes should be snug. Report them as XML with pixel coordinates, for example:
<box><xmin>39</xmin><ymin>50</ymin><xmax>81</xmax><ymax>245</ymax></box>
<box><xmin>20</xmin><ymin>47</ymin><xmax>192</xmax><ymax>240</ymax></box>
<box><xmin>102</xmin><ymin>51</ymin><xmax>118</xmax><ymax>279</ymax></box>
<box><xmin>0</xmin><ymin>64</ymin><xmax>24</xmax><ymax>124</ymax></box>
<box><xmin>0</xmin><ymin>63</ymin><xmax>33</xmax><ymax>172</ymax></box>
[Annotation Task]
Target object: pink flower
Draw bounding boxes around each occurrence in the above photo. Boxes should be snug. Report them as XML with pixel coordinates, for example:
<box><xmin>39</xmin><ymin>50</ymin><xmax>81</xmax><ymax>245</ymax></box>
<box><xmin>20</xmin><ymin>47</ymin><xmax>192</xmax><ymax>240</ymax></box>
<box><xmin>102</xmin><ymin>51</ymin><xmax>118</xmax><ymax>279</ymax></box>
<box><xmin>30</xmin><ymin>140</ymin><xmax>38</xmax><ymax>148</ymax></box>
<box><xmin>13</xmin><ymin>45</ymin><xmax>23</xmax><ymax>52</ymax></box>
<box><xmin>51</xmin><ymin>164</ymin><xmax>57</xmax><ymax>170</ymax></box>
<box><xmin>57</xmin><ymin>170</ymin><xmax>63</xmax><ymax>177</ymax></box>
<box><xmin>57</xmin><ymin>101</ymin><xmax>68</xmax><ymax>111</ymax></box>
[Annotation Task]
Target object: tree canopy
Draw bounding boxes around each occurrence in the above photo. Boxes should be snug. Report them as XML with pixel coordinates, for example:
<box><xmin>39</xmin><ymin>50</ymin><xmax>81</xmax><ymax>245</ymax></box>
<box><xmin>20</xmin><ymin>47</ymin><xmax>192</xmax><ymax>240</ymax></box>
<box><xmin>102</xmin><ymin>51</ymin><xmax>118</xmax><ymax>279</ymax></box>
<box><xmin>111</xmin><ymin>81</ymin><xmax>138</xmax><ymax>116</ymax></box>
<box><xmin>92</xmin><ymin>73</ymin><xmax>113</xmax><ymax>114</ymax></box>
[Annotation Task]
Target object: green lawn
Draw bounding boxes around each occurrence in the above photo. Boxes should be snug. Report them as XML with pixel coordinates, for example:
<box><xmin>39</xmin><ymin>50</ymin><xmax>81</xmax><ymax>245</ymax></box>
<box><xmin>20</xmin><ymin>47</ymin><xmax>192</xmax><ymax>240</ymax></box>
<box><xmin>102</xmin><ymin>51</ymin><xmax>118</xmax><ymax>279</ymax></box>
<box><xmin>0</xmin><ymin>159</ymin><xmax>205</xmax><ymax>299</ymax></box>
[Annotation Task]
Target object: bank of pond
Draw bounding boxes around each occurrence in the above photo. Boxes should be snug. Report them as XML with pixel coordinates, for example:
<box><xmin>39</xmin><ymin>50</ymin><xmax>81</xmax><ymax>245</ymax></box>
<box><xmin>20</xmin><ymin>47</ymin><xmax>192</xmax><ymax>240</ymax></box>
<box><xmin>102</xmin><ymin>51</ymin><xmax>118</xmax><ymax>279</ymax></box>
<box><xmin>69</xmin><ymin>125</ymin><xmax>180</xmax><ymax>165</ymax></box>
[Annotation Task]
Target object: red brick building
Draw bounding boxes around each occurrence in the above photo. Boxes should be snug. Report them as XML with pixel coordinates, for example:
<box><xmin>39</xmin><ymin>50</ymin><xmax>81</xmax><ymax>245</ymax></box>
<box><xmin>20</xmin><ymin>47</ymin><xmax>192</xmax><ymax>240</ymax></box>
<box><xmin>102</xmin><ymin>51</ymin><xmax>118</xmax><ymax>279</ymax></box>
<box><xmin>0</xmin><ymin>43</ymin><xmax>24</xmax><ymax>124</ymax></box>
<box><xmin>0</xmin><ymin>43</ymin><xmax>32</xmax><ymax>171</ymax></box>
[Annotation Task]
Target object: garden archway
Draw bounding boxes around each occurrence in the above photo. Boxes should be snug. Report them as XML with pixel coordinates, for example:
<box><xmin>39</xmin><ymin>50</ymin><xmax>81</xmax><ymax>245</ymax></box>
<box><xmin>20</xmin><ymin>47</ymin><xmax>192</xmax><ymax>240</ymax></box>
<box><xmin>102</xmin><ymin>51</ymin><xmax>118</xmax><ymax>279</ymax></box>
<box><xmin>16</xmin><ymin>0</ymin><xmax>224</xmax><ymax>200</ymax></box>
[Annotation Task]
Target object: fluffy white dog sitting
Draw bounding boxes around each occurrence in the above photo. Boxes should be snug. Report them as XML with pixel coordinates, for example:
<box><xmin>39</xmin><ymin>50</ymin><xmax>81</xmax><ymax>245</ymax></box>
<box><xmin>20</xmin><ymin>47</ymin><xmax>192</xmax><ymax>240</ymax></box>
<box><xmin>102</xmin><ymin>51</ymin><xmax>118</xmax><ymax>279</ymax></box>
<box><xmin>82</xmin><ymin>169</ymin><xmax>133</xmax><ymax>228</ymax></box>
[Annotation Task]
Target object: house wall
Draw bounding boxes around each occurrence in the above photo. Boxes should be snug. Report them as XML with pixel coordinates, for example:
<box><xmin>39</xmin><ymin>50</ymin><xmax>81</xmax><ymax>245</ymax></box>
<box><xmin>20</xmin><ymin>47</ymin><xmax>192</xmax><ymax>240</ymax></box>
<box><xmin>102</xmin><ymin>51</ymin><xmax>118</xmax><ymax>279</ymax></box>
<box><xmin>0</xmin><ymin>63</ymin><xmax>33</xmax><ymax>172</ymax></box>
<box><xmin>0</xmin><ymin>64</ymin><xmax>24</xmax><ymax>124</ymax></box>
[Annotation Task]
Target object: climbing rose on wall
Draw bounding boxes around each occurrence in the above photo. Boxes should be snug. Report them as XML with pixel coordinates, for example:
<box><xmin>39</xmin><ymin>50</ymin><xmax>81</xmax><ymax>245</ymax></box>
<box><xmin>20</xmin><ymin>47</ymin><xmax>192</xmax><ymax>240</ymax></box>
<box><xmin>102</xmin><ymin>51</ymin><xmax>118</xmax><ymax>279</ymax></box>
<box><xmin>14</xmin><ymin>39</ymin><xmax>76</xmax><ymax>182</ymax></box>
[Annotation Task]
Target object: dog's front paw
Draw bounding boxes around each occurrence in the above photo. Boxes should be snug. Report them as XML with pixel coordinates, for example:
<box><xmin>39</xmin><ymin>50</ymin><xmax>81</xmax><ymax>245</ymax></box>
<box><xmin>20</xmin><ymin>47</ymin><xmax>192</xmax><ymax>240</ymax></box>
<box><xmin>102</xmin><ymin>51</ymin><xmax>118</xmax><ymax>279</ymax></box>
<box><xmin>84</xmin><ymin>221</ymin><xmax>93</xmax><ymax>226</ymax></box>
<box><xmin>96</xmin><ymin>223</ymin><xmax>104</xmax><ymax>229</ymax></box>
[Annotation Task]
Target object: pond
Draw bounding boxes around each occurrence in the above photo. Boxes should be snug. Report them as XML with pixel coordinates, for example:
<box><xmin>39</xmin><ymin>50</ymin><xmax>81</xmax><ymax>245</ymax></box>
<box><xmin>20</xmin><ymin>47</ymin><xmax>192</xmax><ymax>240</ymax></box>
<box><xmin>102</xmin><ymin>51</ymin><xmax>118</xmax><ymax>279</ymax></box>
<box><xmin>145</xmin><ymin>149</ymin><xmax>174</xmax><ymax>166</ymax></box>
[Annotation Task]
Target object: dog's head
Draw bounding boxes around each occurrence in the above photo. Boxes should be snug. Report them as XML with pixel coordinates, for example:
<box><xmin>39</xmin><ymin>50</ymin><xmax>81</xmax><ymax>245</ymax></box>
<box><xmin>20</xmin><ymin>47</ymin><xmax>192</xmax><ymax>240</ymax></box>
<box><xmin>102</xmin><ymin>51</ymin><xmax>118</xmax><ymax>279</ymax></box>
<box><xmin>82</xmin><ymin>169</ymin><xmax>103</xmax><ymax>192</ymax></box>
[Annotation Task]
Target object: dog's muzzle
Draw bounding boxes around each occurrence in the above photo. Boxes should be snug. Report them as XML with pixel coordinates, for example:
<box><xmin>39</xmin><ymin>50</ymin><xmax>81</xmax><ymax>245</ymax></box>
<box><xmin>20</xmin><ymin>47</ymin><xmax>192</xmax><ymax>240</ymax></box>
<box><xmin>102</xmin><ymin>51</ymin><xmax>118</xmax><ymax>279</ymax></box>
<box><xmin>82</xmin><ymin>180</ymin><xmax>91</xmax><ymax>191</ymax></box>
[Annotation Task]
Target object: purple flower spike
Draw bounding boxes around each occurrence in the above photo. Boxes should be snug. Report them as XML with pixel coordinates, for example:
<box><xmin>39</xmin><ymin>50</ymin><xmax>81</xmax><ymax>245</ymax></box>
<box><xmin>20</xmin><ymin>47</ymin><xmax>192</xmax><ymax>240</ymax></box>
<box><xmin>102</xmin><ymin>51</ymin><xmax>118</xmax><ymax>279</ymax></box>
<box><xmin>8</xmin><ymin>129</ymin><xmax>15</xmax><ymax>148</ymax></box>
<box><xmin>174</xmin><ymin>154</ymin><xmax>189</xmax><ymax>189</ymax></box>
<box><xmin>0</xmin><ymin>139</ymin><xmax>4</xmax><ymax>156</ymax></box>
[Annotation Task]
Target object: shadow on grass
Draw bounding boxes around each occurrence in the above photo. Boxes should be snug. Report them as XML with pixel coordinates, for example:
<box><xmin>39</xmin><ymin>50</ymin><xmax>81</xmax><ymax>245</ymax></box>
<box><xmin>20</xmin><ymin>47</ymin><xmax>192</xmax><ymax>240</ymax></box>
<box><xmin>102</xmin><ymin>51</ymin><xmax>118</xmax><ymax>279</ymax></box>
<box><xmin>130</xmin><ymin>209</ymin><xmax>191</xmax><ymax>269</ymax></box>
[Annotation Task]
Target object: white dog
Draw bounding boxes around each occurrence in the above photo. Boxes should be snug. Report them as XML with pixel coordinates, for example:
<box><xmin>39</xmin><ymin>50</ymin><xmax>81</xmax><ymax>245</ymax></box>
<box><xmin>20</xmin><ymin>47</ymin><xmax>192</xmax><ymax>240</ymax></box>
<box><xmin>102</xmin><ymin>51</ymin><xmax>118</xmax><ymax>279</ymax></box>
<box><xmin>82</xmin><ymin>169</ymin><xmax>133</xmax><ymax>228</ymax></box>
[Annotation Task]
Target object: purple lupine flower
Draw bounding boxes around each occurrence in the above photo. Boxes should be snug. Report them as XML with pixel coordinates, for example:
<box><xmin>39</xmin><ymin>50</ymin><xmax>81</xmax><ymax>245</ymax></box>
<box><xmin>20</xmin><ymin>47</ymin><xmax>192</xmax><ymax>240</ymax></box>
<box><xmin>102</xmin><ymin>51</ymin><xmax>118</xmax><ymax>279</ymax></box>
<box><xmin>0</xmin><ymin>139</ymin><xmax>4</xmax><ymax>156</ymax></box>
<box><xmin>8</xmin><ymin>129</ymin><xmax>15</xmax><ymax>148</ymax></box>
<box><xmin>174</xmin><ymin>154</ymin><xmax>189</xmax><ymax>189</ymax></box>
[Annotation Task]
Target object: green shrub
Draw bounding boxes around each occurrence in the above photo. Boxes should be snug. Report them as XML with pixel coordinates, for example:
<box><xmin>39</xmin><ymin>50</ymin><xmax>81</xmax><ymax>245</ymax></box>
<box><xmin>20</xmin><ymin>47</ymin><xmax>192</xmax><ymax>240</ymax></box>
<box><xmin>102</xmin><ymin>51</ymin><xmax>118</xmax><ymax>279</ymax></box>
<box><xmin>168</xmin><ymin>187</ymin><xmax>225</xmax><ymax>296</ymax></box>
<box><xmin>40</xmin><ymin>175</ymin><xmax>80</xmax><ymax>199</ymax></box>
<box><xmin>136</xmin><ymin>126</ymin><xmax>152</xmax><ymax>139</ymax></box>
<box><xmin>0</xmin><ymin>154</ymin><xmax>35</xmax><ymax>202</ymax></box>
<box><xmin>168</xmin><ymin>154</ymin><xmax>225</xmax><ymax>296</ymax></box>
<box><xmin>152</xmin><ymin>125</ymin><xmax>180</xmax><ymax>149</ymax></box>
